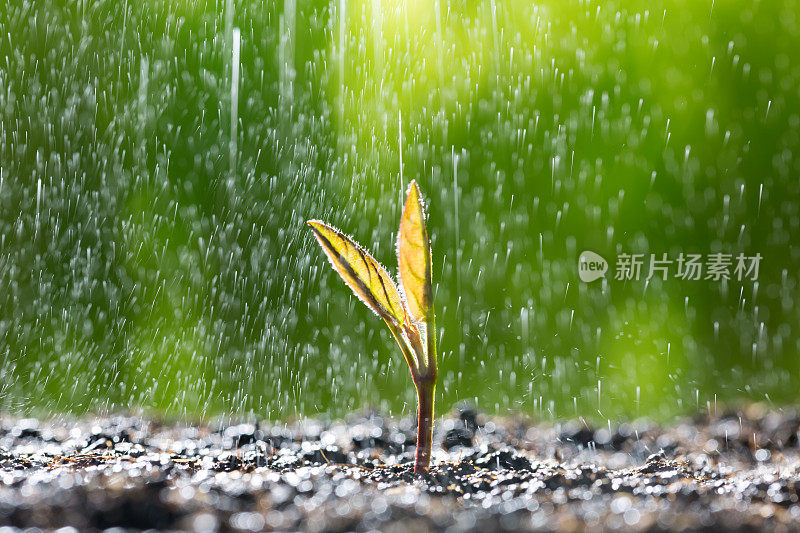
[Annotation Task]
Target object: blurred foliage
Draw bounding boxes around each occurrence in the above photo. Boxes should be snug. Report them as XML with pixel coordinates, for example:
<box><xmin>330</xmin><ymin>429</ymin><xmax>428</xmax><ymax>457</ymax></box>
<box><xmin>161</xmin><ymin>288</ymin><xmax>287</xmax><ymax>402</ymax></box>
<box><xmin>0</xmin><ymin>0</ymin><xmax>798</xmax><ymax>421</ymax></box>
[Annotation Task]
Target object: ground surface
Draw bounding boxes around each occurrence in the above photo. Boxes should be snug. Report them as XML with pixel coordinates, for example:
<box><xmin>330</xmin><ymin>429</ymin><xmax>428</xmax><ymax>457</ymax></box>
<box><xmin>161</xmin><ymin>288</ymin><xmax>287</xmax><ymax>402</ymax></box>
<box><xmin>1</xmin><ymin>406</ymin><xmax>799</xmax><ymax>532</ymax></box>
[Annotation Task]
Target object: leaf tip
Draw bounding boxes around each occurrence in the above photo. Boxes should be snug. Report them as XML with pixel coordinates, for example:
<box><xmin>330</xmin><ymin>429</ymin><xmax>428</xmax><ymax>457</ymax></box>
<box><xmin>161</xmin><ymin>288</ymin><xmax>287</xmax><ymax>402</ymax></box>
<box><xmin>306</xmin><ymin>219</ymin><xmax>328</xmax><ymax>237</ymax></box>
<box><xmin>406</xmin><ymin>179</ymin><xmax>421</xmax><ymax>201</ymax></box>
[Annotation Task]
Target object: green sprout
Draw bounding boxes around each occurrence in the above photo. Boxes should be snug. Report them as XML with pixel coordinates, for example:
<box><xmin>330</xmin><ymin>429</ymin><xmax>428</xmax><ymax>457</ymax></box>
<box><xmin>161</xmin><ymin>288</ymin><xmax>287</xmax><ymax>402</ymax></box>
<box><xmin>307</xmin><ymin>180</ymin><xmax>437</xmax><ymax>474</ymax></box>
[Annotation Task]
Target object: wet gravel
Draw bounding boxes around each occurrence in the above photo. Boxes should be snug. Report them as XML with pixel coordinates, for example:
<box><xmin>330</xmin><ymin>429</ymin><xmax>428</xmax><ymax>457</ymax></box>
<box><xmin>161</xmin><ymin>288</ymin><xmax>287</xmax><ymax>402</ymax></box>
<box><xmin>1</xmin><ymin>405</ymin><xmax>800</xmax><ymax>532</ymax></box>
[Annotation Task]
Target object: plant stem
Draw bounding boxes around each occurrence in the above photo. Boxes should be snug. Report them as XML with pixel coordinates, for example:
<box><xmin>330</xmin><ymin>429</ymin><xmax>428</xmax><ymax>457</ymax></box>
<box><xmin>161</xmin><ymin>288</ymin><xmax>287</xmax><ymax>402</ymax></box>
<box><xmin>414</xmin><ymin>380</ymin><xmax>435</xmax><ymax>474</ymax></box>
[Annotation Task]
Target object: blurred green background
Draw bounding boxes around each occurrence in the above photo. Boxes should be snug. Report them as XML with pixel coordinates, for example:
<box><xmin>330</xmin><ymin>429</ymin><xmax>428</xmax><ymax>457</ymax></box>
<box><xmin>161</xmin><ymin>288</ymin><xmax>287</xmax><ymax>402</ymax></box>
<box><xmin>0</xmin><ymin>0</ymin><xmax>798</xmax><ymax>421</ymax></box>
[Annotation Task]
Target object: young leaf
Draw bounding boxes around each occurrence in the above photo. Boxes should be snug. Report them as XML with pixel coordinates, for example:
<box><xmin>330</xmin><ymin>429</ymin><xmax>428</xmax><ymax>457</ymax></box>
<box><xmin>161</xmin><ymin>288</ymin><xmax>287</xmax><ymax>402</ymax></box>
<box><xmin>307</xmin><ymin>220</ymin><xmax>407</xmax><ymax>326</ymax></box>
<box><xmin>397</xmin><ymin>180</ymin><xmax>433</xmax><ymax>322</ymax></box>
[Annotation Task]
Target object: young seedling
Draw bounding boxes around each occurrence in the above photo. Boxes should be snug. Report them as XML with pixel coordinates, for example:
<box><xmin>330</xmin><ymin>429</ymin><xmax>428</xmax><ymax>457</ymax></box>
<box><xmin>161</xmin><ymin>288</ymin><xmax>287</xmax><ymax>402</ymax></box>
<box><xmin>307</xmin><ymin>180</ymin><xmax>437</xmax><ymax>474</ymax></box>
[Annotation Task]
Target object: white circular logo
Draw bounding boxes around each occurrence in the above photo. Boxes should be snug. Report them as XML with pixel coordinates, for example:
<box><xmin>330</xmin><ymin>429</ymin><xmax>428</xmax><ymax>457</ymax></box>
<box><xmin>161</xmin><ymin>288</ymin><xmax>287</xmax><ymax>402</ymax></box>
<box><xmin>578</xmin><ymin>251</ymin><xmax>608</xmax><ymax>282</ymax></box>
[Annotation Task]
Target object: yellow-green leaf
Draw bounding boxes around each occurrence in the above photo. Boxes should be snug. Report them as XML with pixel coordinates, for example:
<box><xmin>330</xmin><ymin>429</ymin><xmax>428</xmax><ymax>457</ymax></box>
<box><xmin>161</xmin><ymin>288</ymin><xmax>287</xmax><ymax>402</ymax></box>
<box><xmin>397</xmin><ymin>180</ymin><xmax>433</xmax><ymax>322</ymax></box>
<box><xmin>307</xmin><ymin>219</ymin><xmax>407</xmax><ymax>325</ymax></box>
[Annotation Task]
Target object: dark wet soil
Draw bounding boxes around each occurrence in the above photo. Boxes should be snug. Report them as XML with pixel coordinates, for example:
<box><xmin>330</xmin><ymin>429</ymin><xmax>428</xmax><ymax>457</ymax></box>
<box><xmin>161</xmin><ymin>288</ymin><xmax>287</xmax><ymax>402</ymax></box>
<box><xmin>1</xmin><ymin>405</ymin><xmax>800</xmax><ymax>531</ymax></box>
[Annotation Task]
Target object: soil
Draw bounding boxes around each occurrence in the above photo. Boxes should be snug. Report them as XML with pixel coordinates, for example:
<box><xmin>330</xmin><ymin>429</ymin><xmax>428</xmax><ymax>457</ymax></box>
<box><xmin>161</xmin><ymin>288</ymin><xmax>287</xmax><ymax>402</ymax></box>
<box><xmin>1</xmin><ymin>405</ymin><xmax>799</xmax><ymax>532</ymax></box>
